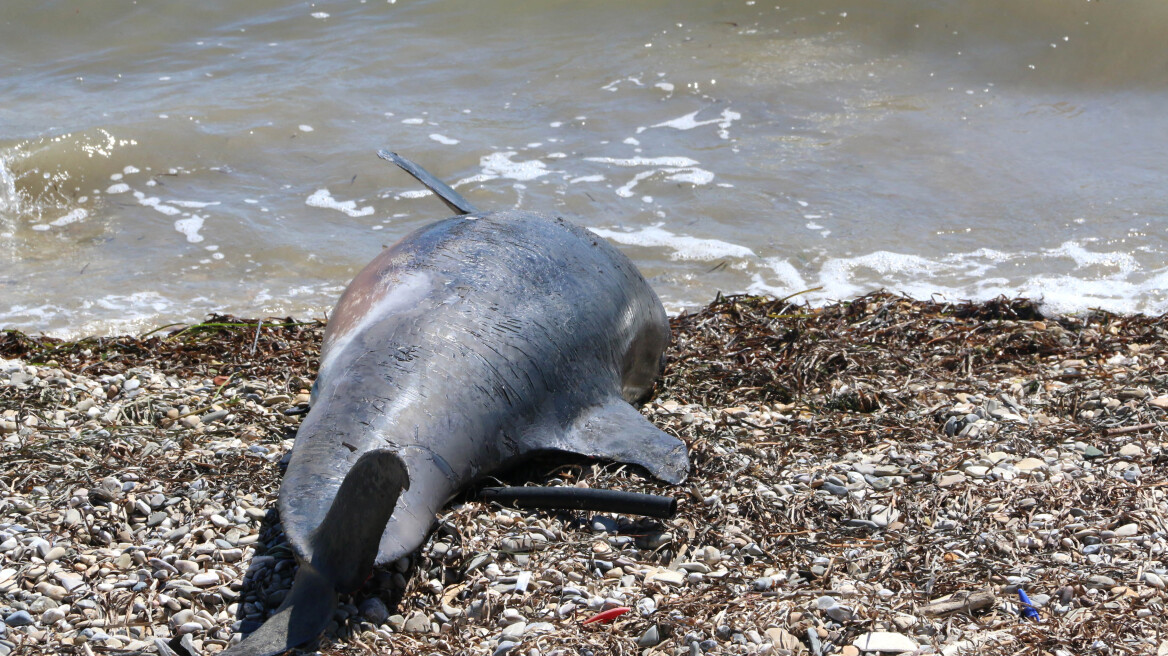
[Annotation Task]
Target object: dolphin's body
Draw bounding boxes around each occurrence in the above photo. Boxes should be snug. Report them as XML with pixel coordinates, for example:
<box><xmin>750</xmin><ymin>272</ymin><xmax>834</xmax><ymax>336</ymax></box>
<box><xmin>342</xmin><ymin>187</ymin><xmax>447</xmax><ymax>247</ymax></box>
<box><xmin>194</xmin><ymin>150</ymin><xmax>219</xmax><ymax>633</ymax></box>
<box><xmin>224</xmin><ymin>153</ymin><xmax>688</xmax><ymax>655</ymax></box>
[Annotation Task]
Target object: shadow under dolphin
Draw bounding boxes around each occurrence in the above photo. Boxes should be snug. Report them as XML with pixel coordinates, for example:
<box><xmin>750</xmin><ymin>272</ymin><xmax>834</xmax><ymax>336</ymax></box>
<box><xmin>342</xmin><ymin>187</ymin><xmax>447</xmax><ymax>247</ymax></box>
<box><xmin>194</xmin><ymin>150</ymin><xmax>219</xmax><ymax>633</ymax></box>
<box><xmin>220</xmin><ymin>152</ymin><xmax>689</xmax><ymax>655</ymax></box>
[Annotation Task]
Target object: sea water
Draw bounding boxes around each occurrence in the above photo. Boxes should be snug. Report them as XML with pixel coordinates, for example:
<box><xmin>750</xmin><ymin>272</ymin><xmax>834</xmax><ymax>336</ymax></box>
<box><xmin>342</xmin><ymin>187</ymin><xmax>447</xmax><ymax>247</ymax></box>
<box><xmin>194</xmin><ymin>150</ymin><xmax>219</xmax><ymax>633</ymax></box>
<box><xmin>2</xmin><ymin>0</ymin><xmax>1166</xmax><ymax>336</ymax></box>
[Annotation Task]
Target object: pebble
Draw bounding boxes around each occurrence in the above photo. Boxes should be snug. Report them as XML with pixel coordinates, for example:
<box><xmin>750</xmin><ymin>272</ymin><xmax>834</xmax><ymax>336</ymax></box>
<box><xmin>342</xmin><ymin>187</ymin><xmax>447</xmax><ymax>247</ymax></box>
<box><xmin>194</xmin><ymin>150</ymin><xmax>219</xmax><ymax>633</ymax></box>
<box><xmin>43</xmin><ymin>546</ymin><xmax>67</xmax><ymax>562</ymax></box>
<box><xmin>637</xmin><ymin>624</ymin><xmax>662</xmax><ymax>647</ymax></box>
<box><xmin>1015</xmin><ymin>457</ymin><xmax>1046</xmax><ymax>471</ymax></box>
<box><xmin>3</xmin><ymin>611</ymin><xmax>33</xmax><ymax>627</ymax></box>
<box><xmin>403</xmin><ymin>613</ymin><xmax>431</xmax><ymax>633</ymax></box>
<box><xmin>765</xmin><ymin>627</ymin><xmax>803</xmax><ymax>652</ymax></box>
<box><xmin>1118</xmin><ymin>443</ymin><xmax>1144</xmax><ymax>458</ymax></box>
<box><xmin>191</xmin><ymin>572</ymin><xmax>220</xmax><ymax>587</ymax></box>
<box><xmin>937</xmin><ymin>473</ymin><xmax>965</xmax><ymax>487</ymax></box>
<box><xmin>852</xmin><ymin>631</ymin><xmax>919</xmax><ymax>653</ymax></box>
<box><xmin>40</xmin><ymin>606</ymin><xmax>67</xmax><ymax>624</ymax></box>
<box><xmin>1114</xmin><ymin>523</ymin><xmax>1139</xmax><ymax>538</ymax></box>
<box><xmin>359</xmin><ymin>597</ymin><xmax>389</xmax><ymax>625</ymax></box>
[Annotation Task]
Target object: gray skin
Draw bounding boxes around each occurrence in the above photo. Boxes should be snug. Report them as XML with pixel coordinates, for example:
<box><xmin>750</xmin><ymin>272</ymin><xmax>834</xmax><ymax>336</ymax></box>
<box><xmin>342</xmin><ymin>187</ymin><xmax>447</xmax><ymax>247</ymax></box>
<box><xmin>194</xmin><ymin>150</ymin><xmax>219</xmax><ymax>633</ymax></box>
<box><xmin>222</xmin><ymin>155</ymin><xmax>688</xmax><ymax>656</ymax></box>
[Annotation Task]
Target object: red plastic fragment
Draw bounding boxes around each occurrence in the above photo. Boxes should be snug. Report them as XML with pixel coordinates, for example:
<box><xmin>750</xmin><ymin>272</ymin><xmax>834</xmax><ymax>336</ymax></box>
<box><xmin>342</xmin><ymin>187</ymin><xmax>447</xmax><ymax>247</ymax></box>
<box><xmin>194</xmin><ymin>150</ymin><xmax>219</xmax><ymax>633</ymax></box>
<box><xmin>581</xmin><ymin>606</ymin><xmax>631</xmax><ymax>625</ymax></box>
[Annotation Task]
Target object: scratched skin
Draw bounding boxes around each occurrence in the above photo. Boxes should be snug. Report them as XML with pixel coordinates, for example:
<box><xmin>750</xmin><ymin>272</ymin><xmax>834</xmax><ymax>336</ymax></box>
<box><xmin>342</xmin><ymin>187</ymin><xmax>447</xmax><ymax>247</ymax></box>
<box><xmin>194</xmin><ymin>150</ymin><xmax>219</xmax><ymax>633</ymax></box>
<box><xmin>279</xmin><ymin>210</ymin><xmax>688</xmax><ymax>582</ymax></box>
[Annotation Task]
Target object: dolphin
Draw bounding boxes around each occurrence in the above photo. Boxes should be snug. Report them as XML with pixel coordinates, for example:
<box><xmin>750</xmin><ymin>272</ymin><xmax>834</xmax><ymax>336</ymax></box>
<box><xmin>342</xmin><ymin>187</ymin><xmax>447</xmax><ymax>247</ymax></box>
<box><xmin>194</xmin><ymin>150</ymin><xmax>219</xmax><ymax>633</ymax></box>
<box><xmin>222</xmin><ymin>152</ymin><xmax>689</xmax><ymax>655</ymax></box>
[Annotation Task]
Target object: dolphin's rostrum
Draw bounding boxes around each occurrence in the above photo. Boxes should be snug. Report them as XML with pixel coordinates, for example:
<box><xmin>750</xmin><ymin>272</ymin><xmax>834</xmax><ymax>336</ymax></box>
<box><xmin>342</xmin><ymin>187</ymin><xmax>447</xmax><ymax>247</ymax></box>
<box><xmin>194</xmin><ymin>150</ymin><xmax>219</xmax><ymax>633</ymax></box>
<box><xmin>223</xmin><ymin>153</ymin><xmax>689</xmax><ymax>655</ymax></box>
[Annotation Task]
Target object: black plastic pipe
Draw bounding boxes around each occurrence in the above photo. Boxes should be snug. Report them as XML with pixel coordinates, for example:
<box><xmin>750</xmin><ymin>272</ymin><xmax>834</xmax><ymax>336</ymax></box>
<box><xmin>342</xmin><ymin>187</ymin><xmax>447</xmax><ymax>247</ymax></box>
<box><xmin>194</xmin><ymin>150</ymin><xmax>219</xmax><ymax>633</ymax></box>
<box><xmin>479</xmin><ymin>486</ymin><xmax>677</xmax><ymax>518</ymax></box>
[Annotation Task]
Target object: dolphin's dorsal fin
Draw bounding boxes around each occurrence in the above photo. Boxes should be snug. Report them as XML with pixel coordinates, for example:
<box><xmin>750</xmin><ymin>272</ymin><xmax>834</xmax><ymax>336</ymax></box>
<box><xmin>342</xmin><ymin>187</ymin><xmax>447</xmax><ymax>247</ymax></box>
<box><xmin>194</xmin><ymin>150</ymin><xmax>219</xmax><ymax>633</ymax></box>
<box><xmin>551</xmin><ymin>398</ymin><xmax>689</xmax><ymax>484</ymax></box>
<box><xmin>378</xmin><ymin>150</ymin><xmax>479</xmax><ymax>215</ymax></box>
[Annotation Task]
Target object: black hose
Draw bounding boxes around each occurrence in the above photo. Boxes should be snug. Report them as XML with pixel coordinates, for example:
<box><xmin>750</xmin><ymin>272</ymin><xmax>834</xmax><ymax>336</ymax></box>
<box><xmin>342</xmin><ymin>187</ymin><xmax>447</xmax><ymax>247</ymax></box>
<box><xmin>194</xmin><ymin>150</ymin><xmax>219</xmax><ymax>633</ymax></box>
<box><xmin>478</xmin><ymin>486</ymin><xmax>677</xmax><ymax>518</ymax></box>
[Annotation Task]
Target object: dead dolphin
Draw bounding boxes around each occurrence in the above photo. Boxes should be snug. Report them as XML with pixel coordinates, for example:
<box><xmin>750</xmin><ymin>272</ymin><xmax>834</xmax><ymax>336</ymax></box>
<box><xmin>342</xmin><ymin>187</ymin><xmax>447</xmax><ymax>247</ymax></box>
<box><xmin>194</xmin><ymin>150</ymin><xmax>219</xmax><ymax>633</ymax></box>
<box><xmin>223</xmin><ymin>152</ymin><xmax>689</xmax><ymax>655</ymax></box>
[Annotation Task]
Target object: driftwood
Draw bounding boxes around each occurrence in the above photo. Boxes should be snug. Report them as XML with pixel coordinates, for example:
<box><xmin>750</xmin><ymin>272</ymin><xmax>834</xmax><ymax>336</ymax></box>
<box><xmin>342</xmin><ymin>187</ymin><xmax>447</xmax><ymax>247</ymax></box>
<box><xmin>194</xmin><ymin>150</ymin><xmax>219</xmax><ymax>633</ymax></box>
<box><xmin>921</xmin><ymin>590</ymin><xmax>996</xmax><ymax>616</ymax></box>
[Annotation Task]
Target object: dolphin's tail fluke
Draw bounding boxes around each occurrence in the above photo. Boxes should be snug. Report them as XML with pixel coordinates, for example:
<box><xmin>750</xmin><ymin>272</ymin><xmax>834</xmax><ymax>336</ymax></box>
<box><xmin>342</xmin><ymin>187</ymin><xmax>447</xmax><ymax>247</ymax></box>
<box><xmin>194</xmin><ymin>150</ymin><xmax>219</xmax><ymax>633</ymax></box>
<box><xmin>222</xmin><ymin>451</ymin><xmax>410</xmax><ymax>656</ymax></box>
<box><xmin>219</xmin><ymin>564</ymin><xmax>338</xmax><ymax>656</ymax></box>
<box><xmin>378</xmin><ymin>150</ymin><xmax>479</xmax><ymax>216</ymax></box>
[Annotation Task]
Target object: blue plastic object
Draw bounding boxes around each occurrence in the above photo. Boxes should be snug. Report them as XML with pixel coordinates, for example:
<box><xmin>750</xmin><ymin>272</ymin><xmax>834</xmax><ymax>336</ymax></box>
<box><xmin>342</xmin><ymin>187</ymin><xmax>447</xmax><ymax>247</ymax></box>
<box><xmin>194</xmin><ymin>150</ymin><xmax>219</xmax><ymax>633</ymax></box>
<box><xmin>1018</xmin><ymin>588</ymin><xmax>1040</xmax><ymax>621</ymax></box>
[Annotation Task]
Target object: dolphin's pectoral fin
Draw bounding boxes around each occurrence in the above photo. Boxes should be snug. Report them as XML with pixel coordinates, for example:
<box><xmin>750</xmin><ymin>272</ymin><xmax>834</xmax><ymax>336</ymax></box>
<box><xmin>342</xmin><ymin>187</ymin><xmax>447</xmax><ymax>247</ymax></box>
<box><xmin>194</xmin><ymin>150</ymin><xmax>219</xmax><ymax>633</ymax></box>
<box><xmin>220</xmin><ymin>563</ymin><xmax>338</xmax><ymax>656</ymax></box>
<box><xmin>311</xmin><ymin>449</ymin><xmax>410</xmax><ymax>592</ymax></box>
<box><xmin>555</xmin><ymin>399</ymin><xmax>689</xmax><ymax>484</ymax></box>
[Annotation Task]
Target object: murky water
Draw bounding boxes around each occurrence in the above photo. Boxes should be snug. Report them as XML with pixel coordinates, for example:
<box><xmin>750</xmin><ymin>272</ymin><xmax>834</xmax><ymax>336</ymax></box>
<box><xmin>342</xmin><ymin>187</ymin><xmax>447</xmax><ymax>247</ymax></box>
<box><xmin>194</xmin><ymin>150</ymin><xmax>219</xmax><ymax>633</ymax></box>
<box><xmin>3</xmin><ymin>0</ymin><xmax>1167</xmax><ymax>336</ymax></box>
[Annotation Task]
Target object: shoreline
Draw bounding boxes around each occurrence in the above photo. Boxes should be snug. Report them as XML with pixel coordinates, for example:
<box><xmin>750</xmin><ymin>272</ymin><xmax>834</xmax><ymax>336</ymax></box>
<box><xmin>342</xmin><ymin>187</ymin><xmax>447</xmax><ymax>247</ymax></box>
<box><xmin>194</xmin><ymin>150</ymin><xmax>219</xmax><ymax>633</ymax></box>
<box><xmin>2</xmin><ymin>292</ymin><xmax>1167</xmax><ymax>656</ymax></box>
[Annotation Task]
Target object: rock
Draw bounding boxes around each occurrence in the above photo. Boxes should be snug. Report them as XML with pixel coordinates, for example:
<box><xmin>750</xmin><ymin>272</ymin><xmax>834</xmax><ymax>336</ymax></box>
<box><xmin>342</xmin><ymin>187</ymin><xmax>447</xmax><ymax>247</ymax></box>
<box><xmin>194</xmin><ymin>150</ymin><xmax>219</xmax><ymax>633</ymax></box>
<box><xmin>765</xmin><ymin>627</ymin><xmax>805</xmax><ymax>653</ymax></box>
<box><xmin>590</xmin><ymin>516</ymin><xmax>618</xmax><ymax>532</ymax></box>
<box><xmin>637</xmin><ymin>625</ymin><xmax>661</xmax><ymax>648</ymax></box>
<box><xmin>191</xmin><ymin>572</ymin><xmax>220</xmax><ymax>587</ymax></box>
<box><xmin>44</xmin><ymin>546</ymin><xmax>68</xmax><ymax>563</ymax></box>
<box><xmin>827</xmin><ymin>605</ymin><xmax>854</xmax><ymax>622</ymax></box>
<box><xmin>54</xmin><ymin>572</ymin><xmax>85</xmax><ymax>592</ymax></box>
<box><xmin>852</xmin><ymin>631</ymin><xmax>919</xmax><ymax>653</ymax></box>
<box><xmin>359</xmin><ymin>597</ymin><xmax>389</xmax><ymax>625</ymax></box>
<box><xmin>964</xmin><ymin>465</ymin><xmax>989</xmax><ymax>478</ymax></box>
<box><xmin>937</xmin><ymin>473</ymin><xmax>965</xmax><ymax>487</ymax></box>
<box><xmin>3</xmin><ymin>610</ymin><xmax>33</xmax><ymax>627</ymax></box>
<box><xmin>1015</xmin><ymin>458</ymin><xmax>1045</xmax><ymax>471</ymax></box>
<box><xmin>403</xmin><ymin>613</ymin><xmax>431</xmax><ymax>633</ymax></box>
<box><xmin>387</xmin><ymin>614</ymin><xmax>406</xmax><ymax>631</ymax></box>
<box><xmin>645</xmin><ymin>568</ymin><xmax>686</xmax><ymax>586</ymax></box>
<box><xmin>1114</xmin><ymin>523</ymin><xmax>1139</xmax><ymax>538</ymax></box>
<box><xmin>500</xmin><ymin>621</ymin><xmax>526</xmax><ymax>638</ymax></box>
<box><xmin>871</xmin><ymin>507</ymin><xmax>899</xmax><ymax>528</ymax></box>
<box><xmin>821</xmin><ymin>481</ymin><xmax>849</xmax><ymax>496</ymax></box>
<box><xmin>1148</xmin><ymin>396</ymin><xmax>1168</xmax><ymax>409</ymax></box>
<box><xmin>1085</xmin><ymin>575</ymin><xmax>1116</xmax><ymax>590</ymax></box>
<box><xmin>920</xmin><ymin>590</ymin><xmax>994</xmax><ymax>616</ymax></box>
<box><xmin>1144</xmin><ymin>572</ymin><xmax>1166</xmax><ymax>589</ymax></box>
<box><xmin>41</xmin><ymin>606</ymin><xmax>67</xmax><ymax>624</ymax></box>
<box><xmin>842</xmin><ymin>647</ymin><xmax>860</xmax><ymax>656</ymax></box>
<box><xmin>1083</xmin><ymin>445</ymin><xmax>1105</xmax><ymax>459</ymax></box>
<box><xmin>1118</xmin><ymin>444</ymin><xmax>1144</xmax><ymax>458</ymax></box>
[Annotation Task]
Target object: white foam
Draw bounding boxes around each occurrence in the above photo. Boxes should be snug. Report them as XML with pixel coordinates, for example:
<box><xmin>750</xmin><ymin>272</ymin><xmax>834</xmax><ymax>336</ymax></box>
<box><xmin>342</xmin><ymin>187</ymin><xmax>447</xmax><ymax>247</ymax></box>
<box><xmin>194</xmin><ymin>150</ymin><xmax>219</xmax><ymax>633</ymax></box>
<box><xmin>453</xmin><ymin>174</ymin><xmax>496</xmax><ymax>187</ymax></box>
<box><xmin>170</xmin><ymin>200</ymin><xmax>220</xmax><ymax>208</ymax></box>
<box><xmin>401</xmin><ymin>118</ymin><xmax>425</xmax><ymax>125</ymax></box>
<box><xmin>311</xmin><ymin>11</ymin><xmax>329</xmax><ymax>18</ymax></box>
<box><xmin>298</xmin><ymin>124</ymin><xmax>314</xmax><ymax>132</ymax></box>
<box><xmin>49</xmin><ymin>208</ymin><xmax>89</xmax><ymax>227</ymax></box>
<box><xmin>742</xmin><ymin>243</ymin><xmax>1168</xmax><ymax>317</ymax></box>
<box><xmin>649</xmin><ymin>108</ymin><xmax>741</xmax><ymax>139</ymax></box>
<box><xmin>585</xmin><ymin>156</ymin><xmax>699</xmax><ymax>167</ymax></box>
<box><xmin>133</xmin><ymin>191</ymin><xmax>180</xmax><ymax>216</ymax></box>
<box><xmin>569</xmin><ymin>174</ymin><xmax>605</xmax><ymax>184</ymax></box>
<box><xmin>123</xmin><ymin>165</ymin><xmax>140</xmax><ymax>174</ymax></box>
<box><xmin>106</xmin><ymin>183</ymin><xmax>130</xmax><ymax>194</ymax></box>
<box><xmin>615</xmin><ymin>171</ymin><xmax>656</xmax><ymax>198</ymax></box>
<box><xmin>429</xmin><ymin>133</ymin><xmax>459</xmax><ymax>145</ymax></box>
<box><xmin>666</xmin><ymin>168</ymin><xmax>714</xmax><ymax>185</ymax></box>
<box><xmin>589</xmin><ymin>224</ymin><xmax>755</xmax><ymax>261</ymax></box>
<box><xmin>398</xmin><ymin>189</ymin><xmax>433</xmax><ymax>199</ymax></box>
<box><xmin>480</xmin><ymin>151</ymin><xmax>549</xmax><ymax>181</ymax></box>
<box><xmin>174</xmin><ymin>216</ymin><xmax>205</xmax><ymax>243</ymax></box>
<box><xmin>305</xmin><ymin>189</ymin><xmax>374</xmax><ymax>217</ymax></box>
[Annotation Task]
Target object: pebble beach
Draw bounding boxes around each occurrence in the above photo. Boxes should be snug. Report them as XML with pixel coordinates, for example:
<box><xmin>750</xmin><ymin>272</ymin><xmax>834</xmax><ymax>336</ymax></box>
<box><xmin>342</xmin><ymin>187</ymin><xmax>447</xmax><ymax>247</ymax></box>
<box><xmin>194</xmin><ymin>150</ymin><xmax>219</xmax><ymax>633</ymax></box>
<box><xmin>2</xmin><ymin>293</ymin><xmax>1167</xmax><ymax>656</ymax></box>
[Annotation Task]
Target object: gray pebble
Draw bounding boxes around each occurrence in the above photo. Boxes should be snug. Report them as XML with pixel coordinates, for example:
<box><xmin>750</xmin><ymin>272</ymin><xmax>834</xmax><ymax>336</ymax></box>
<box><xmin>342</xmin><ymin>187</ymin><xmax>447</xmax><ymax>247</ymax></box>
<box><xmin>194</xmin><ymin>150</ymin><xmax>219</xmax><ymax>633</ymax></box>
<box><xmin>638</xmin><ymin>625</ymin><xmax>661</xmax><ymax>647</ymax></box>
<box><xmin>590</xmin><ymin>516</ymin><xmax>618</xmax><ymax>532</ymax></box>
<box><xmin>2</xmin><ymin>611</ymin><xmax>32</xmax><ymax>627</ymax></box>
<box><xmin>359</xmin><ymin>597</ymin><xmax>389</xmax><ymax>625</ymax></box>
